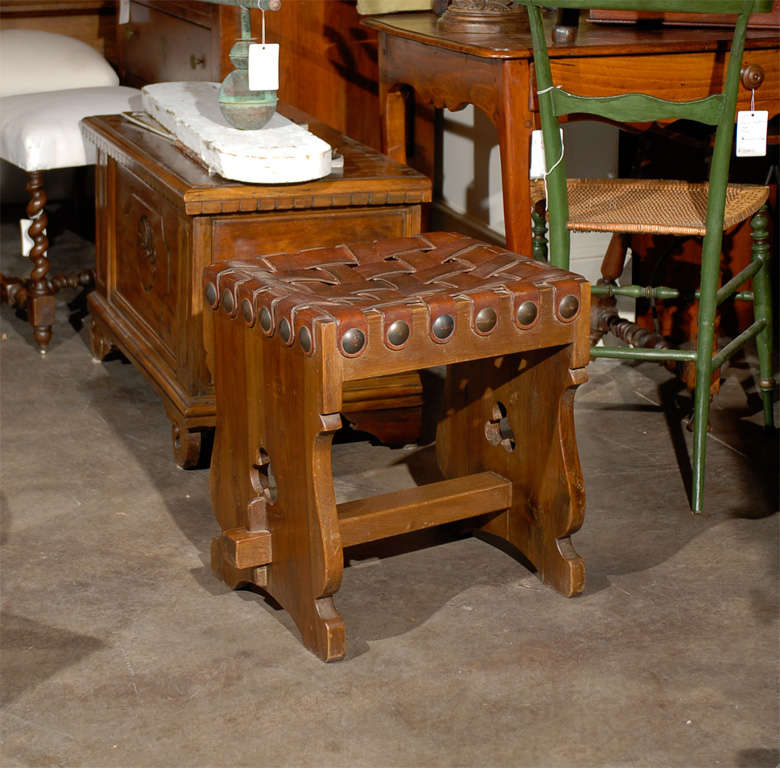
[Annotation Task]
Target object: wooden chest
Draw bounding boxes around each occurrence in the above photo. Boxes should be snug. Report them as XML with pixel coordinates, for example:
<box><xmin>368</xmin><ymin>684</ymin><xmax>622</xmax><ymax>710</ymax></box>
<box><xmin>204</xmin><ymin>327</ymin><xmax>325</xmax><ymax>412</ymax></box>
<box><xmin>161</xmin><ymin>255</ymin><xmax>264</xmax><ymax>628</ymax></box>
<box><xmin>82</xmin><ymin>107</ymin><xmax>432</xmax><ymax>466</ymax></box>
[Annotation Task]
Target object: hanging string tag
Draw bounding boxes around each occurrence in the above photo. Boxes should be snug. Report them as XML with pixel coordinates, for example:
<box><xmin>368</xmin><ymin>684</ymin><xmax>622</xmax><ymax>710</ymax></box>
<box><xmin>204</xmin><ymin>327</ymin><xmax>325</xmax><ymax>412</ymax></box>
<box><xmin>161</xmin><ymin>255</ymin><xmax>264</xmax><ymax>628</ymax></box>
<box><xmin>530</xmin><ymin>130</ymin><xmax>546</xmax><ymax>179</ymax></box>
<box><xmin>249</xmin><ymin>9</ymin><xmax>279</xmax><ymax>92</ymax></box>
<box><xmin>19</xmin><ymin>219</ymin><xmax>37</xmax><ymax>258</ymax></box>
<box><xmin>736</xmin><ymin>89</ymin><xmax>767</xmax><ymax>157</ymax></box>
<box><xmin>531</xmin><ymin>85</ymin><xmax>566</xmax><ymax>206</ymax></box>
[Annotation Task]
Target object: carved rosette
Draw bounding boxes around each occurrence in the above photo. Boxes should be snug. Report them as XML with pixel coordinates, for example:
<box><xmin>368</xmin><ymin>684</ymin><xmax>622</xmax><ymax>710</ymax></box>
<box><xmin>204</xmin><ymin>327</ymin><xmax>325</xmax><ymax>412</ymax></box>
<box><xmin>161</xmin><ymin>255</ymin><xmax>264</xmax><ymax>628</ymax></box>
<box><xmin>137</xmin><ymin>214</ymin><xmax>158</xmax><ymax>293</ymax></box>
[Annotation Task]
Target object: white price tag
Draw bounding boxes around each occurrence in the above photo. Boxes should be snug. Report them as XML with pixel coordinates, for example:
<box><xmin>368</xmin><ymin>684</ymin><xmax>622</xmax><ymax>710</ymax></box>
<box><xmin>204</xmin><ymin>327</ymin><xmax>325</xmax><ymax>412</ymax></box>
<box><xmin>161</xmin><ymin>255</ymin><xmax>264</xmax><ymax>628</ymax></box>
<box><xmin>530</xmin><ymin>129</ymin><xmax>545</xmax><ymax>179</ymax></box>
<box><xmin>19</xmin><ymin>218</ymin><xmax>39</xmax><ymax>258</ymax></box>
<box><xmin>529</xmin><ymin>128</ymin><xmax>564</xmax><ymax>179</ymax></box>
<box><xmin>119</xmin><ymin>0</ymin><xmax>130</xmax><ymax>24</ymax></box>
<box><xmin>736</xmin><ymin>110</ymin><xmax>768</xmax><ymax>157</ymax></box>
<box><xmin>248</xmin><ymin>43</ymin><xmax>279</xmax><ymax>92</ymax></box>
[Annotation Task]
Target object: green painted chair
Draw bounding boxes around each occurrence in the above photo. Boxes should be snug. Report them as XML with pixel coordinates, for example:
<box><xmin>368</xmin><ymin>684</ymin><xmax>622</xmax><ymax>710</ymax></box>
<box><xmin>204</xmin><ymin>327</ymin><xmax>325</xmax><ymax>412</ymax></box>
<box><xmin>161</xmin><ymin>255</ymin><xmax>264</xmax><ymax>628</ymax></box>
<box><xmin>521</xmin><ymin>0</ymin><xmax>775</xmax><ymax>513</ymax></box>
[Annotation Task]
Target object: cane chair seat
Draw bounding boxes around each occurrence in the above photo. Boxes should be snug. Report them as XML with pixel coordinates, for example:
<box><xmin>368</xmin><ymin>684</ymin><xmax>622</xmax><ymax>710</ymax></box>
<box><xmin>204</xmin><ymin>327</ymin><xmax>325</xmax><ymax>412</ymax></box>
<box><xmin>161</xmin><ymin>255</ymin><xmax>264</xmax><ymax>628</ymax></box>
<box><xmin>530</xmin><ymin>178</ymin><xmax>770</xmax><ymax>236</ymax></box>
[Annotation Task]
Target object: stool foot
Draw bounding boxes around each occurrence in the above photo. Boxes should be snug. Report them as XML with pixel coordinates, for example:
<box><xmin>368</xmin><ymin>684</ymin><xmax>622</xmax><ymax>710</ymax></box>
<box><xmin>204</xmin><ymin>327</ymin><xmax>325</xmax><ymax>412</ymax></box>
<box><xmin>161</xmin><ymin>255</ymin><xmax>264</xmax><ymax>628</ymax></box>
<box><xmin>309</xmin><ymin>597</ymin><xmax>347</xmax><ymax>663</ymax></box>
<box><xmin>483</xmin><ymin>517</ymin><xmax>585</xmax><ymax>597</ymax></box>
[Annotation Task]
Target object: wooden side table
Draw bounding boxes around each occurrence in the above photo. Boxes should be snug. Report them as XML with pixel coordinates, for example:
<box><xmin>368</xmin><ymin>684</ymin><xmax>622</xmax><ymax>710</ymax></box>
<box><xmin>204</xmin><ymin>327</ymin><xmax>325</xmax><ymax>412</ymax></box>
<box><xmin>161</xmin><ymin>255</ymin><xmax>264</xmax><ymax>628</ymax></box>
<box><xmin>82</xmin><ymin>106</ymin><xmax>432</xmax><ymax>466</ymax></box>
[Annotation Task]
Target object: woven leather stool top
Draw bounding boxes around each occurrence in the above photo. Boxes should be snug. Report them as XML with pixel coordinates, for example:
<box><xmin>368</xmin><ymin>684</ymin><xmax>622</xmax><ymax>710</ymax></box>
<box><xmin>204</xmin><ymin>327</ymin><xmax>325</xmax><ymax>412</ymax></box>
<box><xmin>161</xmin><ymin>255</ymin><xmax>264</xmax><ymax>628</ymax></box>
<box><xmin>205</xmin><ymin>232</ymin><xmax>587</xmax><ymax>358</ymax></box>
<box><xmin>529</xmin><ymin>179</ymin><xmax>769</xmax><ymax>237</ymax></box>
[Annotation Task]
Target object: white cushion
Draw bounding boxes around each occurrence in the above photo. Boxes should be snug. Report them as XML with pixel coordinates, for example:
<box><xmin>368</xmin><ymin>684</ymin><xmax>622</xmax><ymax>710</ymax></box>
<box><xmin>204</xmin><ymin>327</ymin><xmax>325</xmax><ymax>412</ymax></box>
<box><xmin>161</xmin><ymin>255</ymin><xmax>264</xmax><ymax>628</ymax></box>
<box><xmin>0</xmin><ymin>30</ymin><xmax>120</xmax><ymax>97</ymax></box>
<box><xmin>0</xmin><ymin>87</ymin><xmax>142</xmax><ymax>171</ymax></box>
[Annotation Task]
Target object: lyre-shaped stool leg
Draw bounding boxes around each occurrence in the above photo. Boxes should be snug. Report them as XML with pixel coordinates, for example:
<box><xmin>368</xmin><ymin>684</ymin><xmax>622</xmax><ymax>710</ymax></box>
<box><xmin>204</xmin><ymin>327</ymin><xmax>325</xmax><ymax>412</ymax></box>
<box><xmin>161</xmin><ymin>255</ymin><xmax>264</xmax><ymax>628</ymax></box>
<box><xmin>437</xmin><ymin>347</ymin><xmax>586</xmax><ymax>596</ymax></box>
<box><xmin>256</xmin><ymin>325</ymin><xmax>346</xmax><ymax>661</ymax></box>
<box><xmin>209</xmin><ymin>308</ymin><xmax>347</xmax><ymax>661</ymax></box>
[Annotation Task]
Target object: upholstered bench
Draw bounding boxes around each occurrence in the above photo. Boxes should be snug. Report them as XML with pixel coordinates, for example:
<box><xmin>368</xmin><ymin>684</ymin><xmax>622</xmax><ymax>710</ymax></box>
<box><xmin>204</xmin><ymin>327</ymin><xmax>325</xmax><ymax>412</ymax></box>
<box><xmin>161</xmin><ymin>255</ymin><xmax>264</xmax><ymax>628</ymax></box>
<box><xmin>0</xmin><ymin>30</ymin><xmax>140</xmax><ymax>351</ymax></box>
<box><xmin>204</xmin><ymin>232</ymin><xmax>590</xmax><ymax>661</ymax></box>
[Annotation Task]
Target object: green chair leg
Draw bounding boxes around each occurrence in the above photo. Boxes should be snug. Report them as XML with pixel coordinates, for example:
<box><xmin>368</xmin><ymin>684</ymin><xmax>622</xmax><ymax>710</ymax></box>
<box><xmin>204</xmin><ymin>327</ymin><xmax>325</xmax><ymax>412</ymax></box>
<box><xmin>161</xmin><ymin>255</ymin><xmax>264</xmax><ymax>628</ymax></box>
<box><xmin>690</xmin><ymin>223</ymin><xmax>724</xmax><ymax>514</ymax></box>
<box><xmin>750</xmin><ymin>206</ymin><xmax>775</xmax><ymax>430</ymax></box>
<box><xmin>691</xmin><ymin>338</ymin><xmax>715</xmax><ymax>514</ymax></box>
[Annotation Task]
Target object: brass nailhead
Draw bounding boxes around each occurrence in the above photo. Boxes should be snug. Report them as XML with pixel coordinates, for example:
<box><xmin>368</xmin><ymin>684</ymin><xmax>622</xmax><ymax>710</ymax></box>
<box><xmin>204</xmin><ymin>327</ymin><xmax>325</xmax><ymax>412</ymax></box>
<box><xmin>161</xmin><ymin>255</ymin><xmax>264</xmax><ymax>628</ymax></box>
<box><xmin>432</xmin><ymin>313</ymin><xmax>454</xmax><ymax>340</ymax></box>
<box><xmin>386</xmin><ymin>319</ymin><xmax>410</xmax><ymax>347</ymax></box>
<box><xmin>558</xmin><ymin>295</ymin><xmax>580</xmax><ymax>320</ymax></box>
<box><xmin>299</xmin><ymin>326</ymin><xmax>312</xmax><ymax>353</ymax></box>
<box><xmin>279</xmin><ymin>317</ymin><xmax>292</xmax><ymax>343</ymax></box>
<box><xmin>341</xmin><ymin>328</ymin><xmax>365</xmax><ymax>354</ymax></box>
<box><xmin>221</xmin><ymin>288</ymin><xmax>235</xmax><ymax>314</ymax></box>
<box><xmin>240</xmin><ymin>298</ymin><xmax>253</xmax><ymax>324</ymax></box>
<box><xmin>475</xmin><ymin>307</ymin><xmax>497</xmax><ymax>333</ymax></box>
<box><xmin>259</xmin><ymin>306</ymin><xmax>272</xmax><ymax>333</ymax></box>
<box><xmin>516</xmin><ymin>300</ymin><xmax>538</xmax><ymax>326</ymax></box>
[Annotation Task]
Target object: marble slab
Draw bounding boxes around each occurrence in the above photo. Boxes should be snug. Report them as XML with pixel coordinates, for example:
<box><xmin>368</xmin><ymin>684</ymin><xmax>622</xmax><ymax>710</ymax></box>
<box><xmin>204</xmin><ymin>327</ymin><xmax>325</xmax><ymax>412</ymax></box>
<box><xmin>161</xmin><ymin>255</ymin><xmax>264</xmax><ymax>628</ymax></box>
<box><xmin>141</xmin><ymin>82</ymin><xmax>332</xmax><ymax>183</ymax></box>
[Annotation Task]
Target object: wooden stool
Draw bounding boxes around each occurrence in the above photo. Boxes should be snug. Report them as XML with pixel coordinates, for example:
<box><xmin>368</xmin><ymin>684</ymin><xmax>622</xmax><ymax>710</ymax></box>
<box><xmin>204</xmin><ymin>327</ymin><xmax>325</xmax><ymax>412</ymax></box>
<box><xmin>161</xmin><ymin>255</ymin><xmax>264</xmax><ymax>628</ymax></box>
<box><xmin>204</xmin><ymin>232</ymin><xmax>590</xmax><ymax>661</ymax></box>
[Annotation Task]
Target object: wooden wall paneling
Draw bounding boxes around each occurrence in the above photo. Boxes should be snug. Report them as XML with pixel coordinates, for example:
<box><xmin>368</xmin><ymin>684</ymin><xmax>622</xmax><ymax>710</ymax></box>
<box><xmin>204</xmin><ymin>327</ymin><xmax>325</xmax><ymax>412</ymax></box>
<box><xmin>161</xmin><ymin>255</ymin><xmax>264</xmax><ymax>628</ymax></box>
<box><xmin>0</xmin><ymin>0</ymin><xmax>118</xmax><ymax>64</ymax></box>
<box><xmin>261</xmin><ymin>1</ymin><xmax>382</xmax><ymax>151</ymax></box>
<box><xmin>118</xmin><ymin>0</ymin><xmax>231</xmax><ymax>86</ymax></box>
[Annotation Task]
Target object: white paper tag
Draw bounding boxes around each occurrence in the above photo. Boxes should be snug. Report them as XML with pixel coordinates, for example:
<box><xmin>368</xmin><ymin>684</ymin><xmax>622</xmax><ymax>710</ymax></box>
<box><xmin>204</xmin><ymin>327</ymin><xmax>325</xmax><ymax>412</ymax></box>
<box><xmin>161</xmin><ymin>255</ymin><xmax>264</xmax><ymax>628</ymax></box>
<box><xmin>736</xmin><ymin>110</ymin><xmax>768</xmax><ymax>157</ymax></box>
<box><xmin>19</xmin><ymin>218</ymin><xmax>38</xmax><ymax>258</ymax></box>
<box><xmin>119</xmin><ymin>0</ymin><xmax>130</xmax><ymax>24</ymax></box>
<box><xmin>529</xmin><ymin>128</ymin><xmax>564</xmax><ymax>179</ymax></box>
<box><xmin>530</xmin><ymin>130</ymin><xmax>545</xmax><ymax>179</ymax></box>
<box><xmin>248</xmin><ymin>43</ymin><xmax>279</xmax><ymax>92</ymax></box>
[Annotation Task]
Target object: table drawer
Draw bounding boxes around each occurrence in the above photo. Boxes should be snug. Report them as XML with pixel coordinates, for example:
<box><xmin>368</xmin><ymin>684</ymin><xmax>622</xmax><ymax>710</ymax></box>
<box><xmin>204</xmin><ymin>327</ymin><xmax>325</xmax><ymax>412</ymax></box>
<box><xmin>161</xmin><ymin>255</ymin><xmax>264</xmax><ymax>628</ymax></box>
<box><xmin>119</xmin><ymin>1</ymin><xmax>217</xmax><ymax>85</ymax></box>
<box><xmin>540</xmin><ymin>47</ymin><xmax>779</xmax><ymax>116</ymax></box>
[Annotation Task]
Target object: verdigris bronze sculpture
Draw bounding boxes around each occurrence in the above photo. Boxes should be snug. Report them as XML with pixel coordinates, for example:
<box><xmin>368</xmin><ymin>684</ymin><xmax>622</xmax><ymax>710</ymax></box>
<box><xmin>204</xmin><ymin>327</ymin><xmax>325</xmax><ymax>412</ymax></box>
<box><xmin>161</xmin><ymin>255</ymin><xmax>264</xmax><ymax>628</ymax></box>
<box><xmin>206</xmin><ymin>0</ymin><xmax>282</xmax><ymax>129</ymax></box>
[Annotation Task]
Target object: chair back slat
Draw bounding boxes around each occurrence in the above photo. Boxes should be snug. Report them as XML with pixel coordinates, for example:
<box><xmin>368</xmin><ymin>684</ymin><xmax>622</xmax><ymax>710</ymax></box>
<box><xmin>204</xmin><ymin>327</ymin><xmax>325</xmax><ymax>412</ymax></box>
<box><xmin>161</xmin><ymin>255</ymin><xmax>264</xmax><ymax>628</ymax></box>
<box><xmin>551</xmin><ymin>90</ymin><xmax>725</xmax><ymax>127</ymax></box>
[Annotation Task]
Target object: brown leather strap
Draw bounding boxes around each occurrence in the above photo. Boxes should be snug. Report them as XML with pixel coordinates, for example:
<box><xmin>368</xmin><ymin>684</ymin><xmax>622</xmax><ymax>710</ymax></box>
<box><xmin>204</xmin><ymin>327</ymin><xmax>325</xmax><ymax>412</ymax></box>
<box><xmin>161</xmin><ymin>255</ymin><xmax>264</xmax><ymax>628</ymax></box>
<box><xmin>204</xmin><ymin>232</ymin><xmax>586</xmax><ymax>356</ymax></box>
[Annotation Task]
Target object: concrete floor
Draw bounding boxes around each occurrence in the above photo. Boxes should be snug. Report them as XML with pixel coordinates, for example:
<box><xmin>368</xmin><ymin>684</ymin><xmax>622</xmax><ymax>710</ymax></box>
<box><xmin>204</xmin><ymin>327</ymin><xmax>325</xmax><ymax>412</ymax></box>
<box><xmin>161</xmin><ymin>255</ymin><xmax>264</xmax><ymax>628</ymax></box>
<box><xmin>1</xmin><ymin>220</ymin><xmax>778</xmax><ymax>768</ymax></box>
